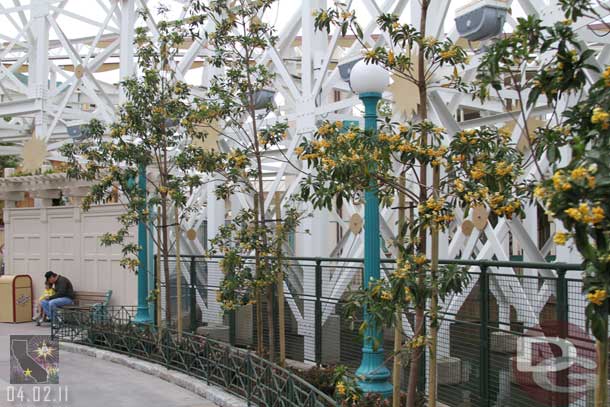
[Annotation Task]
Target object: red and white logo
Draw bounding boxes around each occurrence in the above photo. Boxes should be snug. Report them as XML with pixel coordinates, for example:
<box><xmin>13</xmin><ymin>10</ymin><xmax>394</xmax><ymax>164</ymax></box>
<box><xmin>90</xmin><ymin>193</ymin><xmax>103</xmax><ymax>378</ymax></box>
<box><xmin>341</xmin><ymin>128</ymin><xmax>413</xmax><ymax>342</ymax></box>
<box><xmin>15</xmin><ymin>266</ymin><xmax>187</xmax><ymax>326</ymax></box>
<box><xmin>513</xmin><ymin>321</ymin><xmax>597</xmax><ymax>406</ymax></box>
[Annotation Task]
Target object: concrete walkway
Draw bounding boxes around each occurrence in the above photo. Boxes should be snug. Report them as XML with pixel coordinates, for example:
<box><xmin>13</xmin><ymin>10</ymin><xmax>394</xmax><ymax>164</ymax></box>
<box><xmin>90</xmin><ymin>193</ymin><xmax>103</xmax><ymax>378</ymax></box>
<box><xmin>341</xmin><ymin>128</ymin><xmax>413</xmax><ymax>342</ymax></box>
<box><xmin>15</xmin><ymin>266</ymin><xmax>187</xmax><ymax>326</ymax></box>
<box><xmin>1</xmin><ymin>322</ymin><xmax>216</xmax><ymax>407</ymax></box>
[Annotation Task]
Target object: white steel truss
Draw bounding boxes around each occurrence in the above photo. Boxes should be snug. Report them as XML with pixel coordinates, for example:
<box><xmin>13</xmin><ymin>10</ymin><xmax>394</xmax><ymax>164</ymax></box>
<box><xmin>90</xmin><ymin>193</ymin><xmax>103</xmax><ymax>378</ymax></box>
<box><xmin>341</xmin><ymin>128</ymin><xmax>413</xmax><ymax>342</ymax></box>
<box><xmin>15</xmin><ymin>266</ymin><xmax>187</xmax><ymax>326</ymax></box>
<box><xmin>0</xmin><ymin>0</ymin><xmax>605</xmax><ymax>358</ymax></box>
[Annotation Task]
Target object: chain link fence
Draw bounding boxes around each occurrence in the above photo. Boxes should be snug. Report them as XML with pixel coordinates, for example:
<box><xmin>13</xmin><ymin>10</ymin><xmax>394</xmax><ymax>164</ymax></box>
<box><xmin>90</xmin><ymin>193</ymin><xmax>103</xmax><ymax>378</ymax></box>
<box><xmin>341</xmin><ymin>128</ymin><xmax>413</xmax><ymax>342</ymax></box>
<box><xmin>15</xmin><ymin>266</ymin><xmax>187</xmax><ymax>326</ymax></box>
<box><xmin>157</xmin><ymin>256</ymin><xmax>593</xmax><ymax>407</ymax></box>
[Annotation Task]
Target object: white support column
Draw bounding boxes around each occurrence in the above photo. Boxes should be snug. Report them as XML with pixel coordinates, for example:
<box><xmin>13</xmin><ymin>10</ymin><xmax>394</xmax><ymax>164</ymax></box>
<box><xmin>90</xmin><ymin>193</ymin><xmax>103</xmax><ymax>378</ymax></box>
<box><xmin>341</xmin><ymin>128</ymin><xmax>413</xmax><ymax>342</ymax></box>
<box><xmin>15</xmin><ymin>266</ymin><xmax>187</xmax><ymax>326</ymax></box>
<box><xmin>298</xmin><ymin>203</ymin><xmax>331</xmax><ymax>361</ymax></box>
<box><xmin>204</xmin><ymin>179</ymin><xmax>225</xmax><ymax>324</ymax></box>
<box><xmin>31</xmin><ymin>0</ymin><xmax>49</xmax><ymax>140</ymax></box>
<box><xmin>119</xmin><ymin>0</ymin><xmax>136</xmax><ymax>104</ymax></box>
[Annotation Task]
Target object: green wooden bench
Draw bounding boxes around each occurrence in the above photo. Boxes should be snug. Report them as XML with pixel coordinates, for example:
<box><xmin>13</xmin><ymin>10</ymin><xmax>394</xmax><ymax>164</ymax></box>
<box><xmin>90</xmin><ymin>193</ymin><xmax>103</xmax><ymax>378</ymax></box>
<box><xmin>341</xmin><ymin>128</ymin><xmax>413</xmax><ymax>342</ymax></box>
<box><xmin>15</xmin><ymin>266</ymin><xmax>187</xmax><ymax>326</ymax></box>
<box><xmin>63</xmin><ymin>290</ymin><xmax>113</xmax><ymax>322</ymax></box>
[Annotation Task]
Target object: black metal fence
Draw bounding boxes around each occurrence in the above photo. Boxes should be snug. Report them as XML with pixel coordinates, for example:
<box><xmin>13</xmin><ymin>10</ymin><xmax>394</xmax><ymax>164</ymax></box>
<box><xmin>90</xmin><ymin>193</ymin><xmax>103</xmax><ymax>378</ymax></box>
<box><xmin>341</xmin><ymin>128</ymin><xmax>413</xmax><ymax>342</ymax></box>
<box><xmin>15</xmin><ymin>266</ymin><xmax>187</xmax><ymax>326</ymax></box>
<box><xmin>53</xmin><ymin>305</ymin><xmax>335</xmax><ymax>407</ymax></box>
<box><xmin>158</xmin><ymin>256</ymin><xmax>596</xmax><ymax>407</ymax></box>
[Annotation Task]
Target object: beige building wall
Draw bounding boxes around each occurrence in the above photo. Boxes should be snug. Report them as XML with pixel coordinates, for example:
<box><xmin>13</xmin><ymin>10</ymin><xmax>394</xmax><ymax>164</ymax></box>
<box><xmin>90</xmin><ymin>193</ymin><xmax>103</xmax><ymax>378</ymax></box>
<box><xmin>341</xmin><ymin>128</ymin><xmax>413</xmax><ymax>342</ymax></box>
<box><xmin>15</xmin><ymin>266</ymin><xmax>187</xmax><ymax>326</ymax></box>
<box><xmin>4</xmin><ymin>204</ymin><xmax>137</xmax><ymax>307</ymax></box>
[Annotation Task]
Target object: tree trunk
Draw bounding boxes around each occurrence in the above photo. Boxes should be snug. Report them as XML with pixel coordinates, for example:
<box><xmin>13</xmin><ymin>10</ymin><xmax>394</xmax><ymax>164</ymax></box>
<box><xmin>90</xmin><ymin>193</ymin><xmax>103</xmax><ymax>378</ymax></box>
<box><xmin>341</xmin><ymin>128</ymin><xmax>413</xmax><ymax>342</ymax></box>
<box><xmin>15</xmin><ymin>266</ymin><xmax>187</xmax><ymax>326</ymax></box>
<box><xmin>393</xmin><ymin>310</ymin><xmax>403</xmax><ymax>407</ymax></box>
<box><xmin>253</xmin><ymin>193</ymin><xmax>265</xmax><ymax>356</ymax></box>
<box><xmin>595</xmin><ymin>308</ymin><xmax>609</xmax><ymax>407</ymax></box>
<box><xmin>275</xmin><ymin>192</ymin><xmax>286</xmax><ymax>366</ymax></box>
<box><xmin>161</xmin><ymin>197</ymin><xmax>172</xmax><ymax>325</ymax></box>
<box><xmin>175</xmin><ymin>207</ymin><xmax>182</xmax><ymax>338</ymax></box>
<box><xmin>393</xmin><ymin>173</ymin><xmax>406</xmax><ymax>407</ymax></box>
<box><xmin>428</xmin><ymin>167</ymin><xmax>440</xmax><ymax>407</ymax></box>
<box><xmin>407</xmin><ymin>3</ymin><xmax>430</xmax><ymax>406</ymax></box>
<box><xmin>156</xmin><ymin>208</ymin><xmax>163</xmax><ymax>341</ymax></box>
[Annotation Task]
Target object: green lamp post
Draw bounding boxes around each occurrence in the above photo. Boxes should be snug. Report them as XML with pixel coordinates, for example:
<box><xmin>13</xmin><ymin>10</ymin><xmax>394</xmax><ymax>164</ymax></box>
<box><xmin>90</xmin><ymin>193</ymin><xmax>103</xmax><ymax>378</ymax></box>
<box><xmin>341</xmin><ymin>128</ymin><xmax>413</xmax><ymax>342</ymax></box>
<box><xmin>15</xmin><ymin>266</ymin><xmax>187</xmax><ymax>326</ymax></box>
<box><xmin>134</xmin><ymin>163</ymin><xmax>151</xmax><ymax>323</ymax></box>
<box><xmin>350</xmin><ymin>60</ymin><xmax>393</xmax><ymax>396</ymax></box>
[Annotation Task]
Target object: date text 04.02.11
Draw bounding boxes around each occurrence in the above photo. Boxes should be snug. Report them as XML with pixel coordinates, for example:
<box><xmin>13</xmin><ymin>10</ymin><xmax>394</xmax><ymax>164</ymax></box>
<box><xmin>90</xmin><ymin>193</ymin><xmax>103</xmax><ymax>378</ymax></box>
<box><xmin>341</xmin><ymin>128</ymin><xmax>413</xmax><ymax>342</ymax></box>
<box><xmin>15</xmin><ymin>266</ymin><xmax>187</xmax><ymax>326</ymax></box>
<box><xmin>6</xmin><ymin>386</ymin><xmax>69</xmax><ymax>404</ymax></box>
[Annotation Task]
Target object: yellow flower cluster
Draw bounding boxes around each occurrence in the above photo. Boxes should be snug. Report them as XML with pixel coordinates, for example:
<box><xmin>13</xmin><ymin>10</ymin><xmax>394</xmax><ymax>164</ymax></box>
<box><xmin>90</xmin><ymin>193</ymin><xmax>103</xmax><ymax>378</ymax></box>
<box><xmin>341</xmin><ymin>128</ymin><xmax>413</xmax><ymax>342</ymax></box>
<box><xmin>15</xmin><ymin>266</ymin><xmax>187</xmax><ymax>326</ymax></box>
<box><xmin>407</xmin><ymin>335</ymin><xmax>427</xmax><ymax>349</ymax></box>
<box><xmin>312</xmin><ymin>139</ymin><xmax>331</xmax><ymax>150</ymax></box>
<box><xmin>489</xmin><ymin>193</ymin><xmax>505</xmax><ymax>208</ymax></box>
<box><xmin>317</xmin><ymin>124</ymin><xmax>332</xmax><ymax>136</ymax></box>
<box><xmin>387</xmin><ymin>50</ymin><xmax>395</xmax><ymax>65</ymax></box>
<box><xmin>495</xmin><ymin>161</ymin><xmax>514</xmax><ymax>176</ymax></box>
<box><xmin>228</xmin><ymin>151</ymin><xmax>249</xmax><ymax>167</ymax></box>
<box><xmin>451</xmin><ymin>154</ymin><xmax>465</xmax><ymax>163</ymax></box>
<box><xmin>378</xmin><ymin>133</ymin><xmax>401</xmax><ymax>144</ymax></box>
<box><xmin>420</xmin><ymin>36</ymin><xmax>438</xmax><ymax>47</ymax></box>
<box><xmin>425</xmin><ymin>196</ymin><xmax>445</xmax><ymax>211</ymax></box>
<box><xmin>381</xmin><ymin>291</ymin><xmax>392</xmax><ymax>300</ymax></box>
<box><xmin>394</xmin><ymin>263</ymin><xmax>411</xmax><ymax>279</ymax></box>
<box><xmin>462</xmin><ymin>187</ymin><xmax>489</xmax><ymax>204</ymax></box>
<box><xmin>457</xmin><ymin>129</ymin><xmax>477</xmax><ymax>144</ymax></box>
<box><xmin>552</xmin><ymin>171</ymin><xmax>572</xmax><ymax>191</ymax></box>
<box><xmin>569</xmin><ymin>166</ymin><xmax>596</xmax><ymax>188</ymax></box>
<box><xmin>439</xmin><ymin>47</ymin><xmax>458</xmax><ymax>60</ymax></box>
<box><xmin>414</xmin><ymin>254</ymin><xmax>427</xmax><ymax>265</ymax></box>
<box><xmin>603</xmin><ymin>66</ymin><xmax>610</xmax><ymax>87</ymax></box>
<box><xmin>493</xmin><ymin>200</ymin><xmax>521</xmax><ymax>218</ymax></box>
<box><xmin>564</xmin><ymin>203</ymin><xmax>605</xmax><ymax>225</ymax></box>
<box><xmin>587</xmin><ymin>289</ymin><xmax>607</xmax><ymax>306</ymax></box>
<box><xmin>591</xmin><ymin>107</ymin><xmax>610</xmax><ymax>129</ymax></box>
<box><xmin>454</xmin><ymin>179</ymin><xmax>465</xmax><ymax>192</ymax></box>
<box><xmin>553</xmin><ymin>232</ymin><xmax>568</xmax><ymax>246</ymax></box>
<box><xmin>398</xmin><ymin>142</ymin><xmax>416</xmax><ymax>153</ymax></box>
<box><xmin>420</xmin><ymin>196</ymin><xmax>451</xmax><ymax>221</ymax></box>
<box><xmin>470</xmin><ymin>162</ymin><xmax>486</xmax><ymax>180</ymax></box>
<box><xmin>336</xmin><ymin>381</ymin><xmax>346</xmax><ymax>396</ymax></box>
<box><xmin>404</xmin><ymin>287</ymin><xmax>413</xmax><ymax>302</ymax></box>
<box><xmin>321</xmin><ymin>157</ymin><xmax>336</xmax><ymax>169</ymax></box>
<box><xmin>498</xmin><ymin>127</ymin><xmax>512</xmax><ymax>140</ymax></box>
<box><xmin>340</xmin><ymin>11</ymin><xmax>352</xmax><ymax>20</ymax></box>
<box><xmin>222</xmin><ymin>300</ymin><xmax>238</xmax><ymax>310</ymax></box>
<box><xmin>337</xmin><ymin>131</ymin><xmax>356</xmax><ymax>143</ymax></box>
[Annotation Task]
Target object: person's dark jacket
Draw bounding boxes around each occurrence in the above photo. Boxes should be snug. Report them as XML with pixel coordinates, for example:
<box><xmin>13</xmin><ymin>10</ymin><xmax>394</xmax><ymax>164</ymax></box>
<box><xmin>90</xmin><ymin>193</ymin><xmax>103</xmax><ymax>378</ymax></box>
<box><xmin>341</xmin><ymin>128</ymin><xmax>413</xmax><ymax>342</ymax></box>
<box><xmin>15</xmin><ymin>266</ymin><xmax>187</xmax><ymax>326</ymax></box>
<box><xmin>48</xmin><ymin>275</ymin><xmax>75</xmax><ymax>300</ymax></box>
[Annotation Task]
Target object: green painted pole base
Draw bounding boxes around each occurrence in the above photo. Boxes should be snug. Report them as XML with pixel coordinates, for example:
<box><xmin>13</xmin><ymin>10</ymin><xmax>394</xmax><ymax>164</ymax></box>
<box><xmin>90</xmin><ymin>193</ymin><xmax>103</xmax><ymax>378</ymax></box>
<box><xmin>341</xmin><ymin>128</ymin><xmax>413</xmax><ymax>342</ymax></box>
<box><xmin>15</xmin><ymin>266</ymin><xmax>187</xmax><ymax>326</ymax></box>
<box><xmin>135</xmin><ymin>163</ymin><xmax>151</xmax><ymax>324</ymax></box>
<box><xmin>356</xmin><ymin>345</ymin><xmax>393</xmax><ymax>397</ymax></box>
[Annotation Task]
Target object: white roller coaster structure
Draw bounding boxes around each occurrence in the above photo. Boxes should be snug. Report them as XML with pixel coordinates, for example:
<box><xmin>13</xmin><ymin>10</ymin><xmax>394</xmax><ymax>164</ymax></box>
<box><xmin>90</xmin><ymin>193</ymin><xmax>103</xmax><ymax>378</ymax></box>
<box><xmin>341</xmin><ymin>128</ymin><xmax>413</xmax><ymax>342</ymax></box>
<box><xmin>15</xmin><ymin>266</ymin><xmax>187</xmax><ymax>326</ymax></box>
<box><xmin>0</xmin><ymin>0</ymin><xmax>608</xmax><ymax>360</ymax></box>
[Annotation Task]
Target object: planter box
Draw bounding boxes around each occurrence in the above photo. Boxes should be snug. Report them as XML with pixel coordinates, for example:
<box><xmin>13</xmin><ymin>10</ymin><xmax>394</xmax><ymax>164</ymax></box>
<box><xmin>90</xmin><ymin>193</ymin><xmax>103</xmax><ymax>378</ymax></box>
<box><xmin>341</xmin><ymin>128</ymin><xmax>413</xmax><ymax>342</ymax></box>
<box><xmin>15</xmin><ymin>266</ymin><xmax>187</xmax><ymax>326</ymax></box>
<box><xmin>491</xmin><ymin>331</ymin><xmax>518</xmax><ymax>354</ymax></box>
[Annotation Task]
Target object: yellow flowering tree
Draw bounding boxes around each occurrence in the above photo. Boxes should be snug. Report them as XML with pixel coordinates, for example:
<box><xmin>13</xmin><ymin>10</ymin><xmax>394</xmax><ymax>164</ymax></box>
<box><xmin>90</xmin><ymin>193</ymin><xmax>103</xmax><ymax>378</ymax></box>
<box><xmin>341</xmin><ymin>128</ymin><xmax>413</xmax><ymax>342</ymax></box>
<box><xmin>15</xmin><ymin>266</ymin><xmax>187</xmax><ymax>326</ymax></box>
<box><xmin>189</xmin><ymin>0</ymin><xmax>298</xmax><ymax>363</ymax></box>
<box><xmin>60</xmin><ymin>19</ymin><xmax>205</xmax><ymax>324</ymax></box>
<box><xmin>312</xmin><ymin>1</ymin><xmax>469</xmax><ymax>404</ymax></box>
<box><xmin>471</xmin><ymin>2</ymin><xmax>610</xmax><ymax>404</ymax></box>
<box><xmin>340</xmin><ymin>254</ymin><xmax>469</xmax><ymax>403</ymax></box>
<box><xmin>536</xmin><ymin>69</ymin><xmax>610</xmax><ymax>405</ymax></box>
<box><xmin>447</xmin><ymin>126</ymin><xmax>528</xmax><ymax>219</ymax></box>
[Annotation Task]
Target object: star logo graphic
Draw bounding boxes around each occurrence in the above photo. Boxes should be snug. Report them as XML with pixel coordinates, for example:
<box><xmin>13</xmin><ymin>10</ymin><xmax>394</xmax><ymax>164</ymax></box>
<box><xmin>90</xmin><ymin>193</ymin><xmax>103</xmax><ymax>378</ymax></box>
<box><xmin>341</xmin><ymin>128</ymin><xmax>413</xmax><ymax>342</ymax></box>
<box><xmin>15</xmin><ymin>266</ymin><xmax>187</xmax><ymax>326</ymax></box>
<box><xmin>35</xmin><ymin>341</ymin><xmax>55</xmax><ymax>360</ymax></box>
<box><xmin>23</xmin><ymin>368</ymin><xmax>32</xmax><ymax>377</ymax></box>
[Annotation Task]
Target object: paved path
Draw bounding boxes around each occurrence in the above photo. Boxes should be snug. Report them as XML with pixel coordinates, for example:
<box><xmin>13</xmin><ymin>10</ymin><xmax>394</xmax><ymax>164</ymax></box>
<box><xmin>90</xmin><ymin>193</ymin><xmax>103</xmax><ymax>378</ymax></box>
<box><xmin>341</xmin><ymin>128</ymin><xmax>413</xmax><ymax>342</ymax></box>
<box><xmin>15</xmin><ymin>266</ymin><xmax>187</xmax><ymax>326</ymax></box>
<box><xmin>0</xmin><ymin>322</ymin><xmax>215</xmax><ymax>407</ymax></box>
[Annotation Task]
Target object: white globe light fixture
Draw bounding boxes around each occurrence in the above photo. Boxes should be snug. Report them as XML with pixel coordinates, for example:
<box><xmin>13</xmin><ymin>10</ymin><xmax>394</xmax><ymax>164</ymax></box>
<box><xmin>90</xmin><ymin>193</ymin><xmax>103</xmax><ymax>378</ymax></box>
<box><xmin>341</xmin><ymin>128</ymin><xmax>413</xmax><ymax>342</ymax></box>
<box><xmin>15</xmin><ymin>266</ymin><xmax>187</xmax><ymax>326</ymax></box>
<box><xmin>349</xmin><ymin>60</ymin><xmax>390</xmax><ymax>95</ymax></box>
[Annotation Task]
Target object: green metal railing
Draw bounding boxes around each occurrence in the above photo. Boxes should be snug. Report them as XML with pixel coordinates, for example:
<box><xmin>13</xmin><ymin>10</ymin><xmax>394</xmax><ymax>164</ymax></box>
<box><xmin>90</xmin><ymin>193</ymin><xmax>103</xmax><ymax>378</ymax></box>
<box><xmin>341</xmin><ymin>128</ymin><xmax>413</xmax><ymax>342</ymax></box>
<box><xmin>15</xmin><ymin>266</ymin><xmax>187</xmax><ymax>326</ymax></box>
<box><xmin>53</xmin><ymin>305</ymin><xmax>335</xmax><ymax>407</ymax></box>
<box><xmin>158</xmin><ymin>255</ymin><xmax>591</xmax><ymax>407</ymax></box>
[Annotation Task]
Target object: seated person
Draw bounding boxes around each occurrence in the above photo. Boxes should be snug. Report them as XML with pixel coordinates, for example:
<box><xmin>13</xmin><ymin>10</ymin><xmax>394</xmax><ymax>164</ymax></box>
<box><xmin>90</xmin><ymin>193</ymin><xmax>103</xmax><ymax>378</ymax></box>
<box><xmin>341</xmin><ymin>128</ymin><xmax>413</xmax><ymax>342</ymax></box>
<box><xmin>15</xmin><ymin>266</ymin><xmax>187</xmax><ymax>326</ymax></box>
<box><xmin>33</xmin><ymin>280</ymin><xmax>56</xmax><ymax>326</ymax></box>
<box><xmin>40</xmin><ymin>271</ymin><xmax>75</xmax><ymax>325</ymax></box>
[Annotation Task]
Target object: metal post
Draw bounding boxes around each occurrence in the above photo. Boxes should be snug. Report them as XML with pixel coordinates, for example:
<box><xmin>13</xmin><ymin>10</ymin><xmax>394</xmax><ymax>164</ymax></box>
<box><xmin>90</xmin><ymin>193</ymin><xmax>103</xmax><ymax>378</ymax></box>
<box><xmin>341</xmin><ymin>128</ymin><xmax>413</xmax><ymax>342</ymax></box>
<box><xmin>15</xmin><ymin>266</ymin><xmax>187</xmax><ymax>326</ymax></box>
<box><xmin>355</xmin><ymin>92</ymin><xmax>392</xmax><ymax>396</ymax></box>
<box><xmin>229</xmin><ymin>309</ymin><xmax>236</xmax><ymax>346</ymax></box>
<box><xmin>190</xmin><ymin>257</ymin><xmax>197</xmax><ymax>332</ymax></box>
<box><xmin>154</xmin><ymin>254</ymin><xmax>159</xmax><ymax>327</ymax></box>
<box><xmin>556</xmin><ymin>266</ymin><xmax>569</xmax><ymax>325</ymax></box>
<box><xmin>556</xmin><ymin>266</ymin><xmax>569</xmax><ymax>406</ymax></box>
<box><xmin>134</xmin><ymin>163</ymin><xmax>151</xmax><ymax>323</ymax></box>
<box><xmin>479</xmin><ymin>265</ymin><xmax>490</xmax><ymax>407</ymax></box>
<box><xmin>314</xmin><ymin>259</ymin><xmax>322</xmax><ymax>365</ymax></box>
<box><xmin>175</xmin><ymin>208</ymin><xmax>182</xmax><ymax>336</ymax></box>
